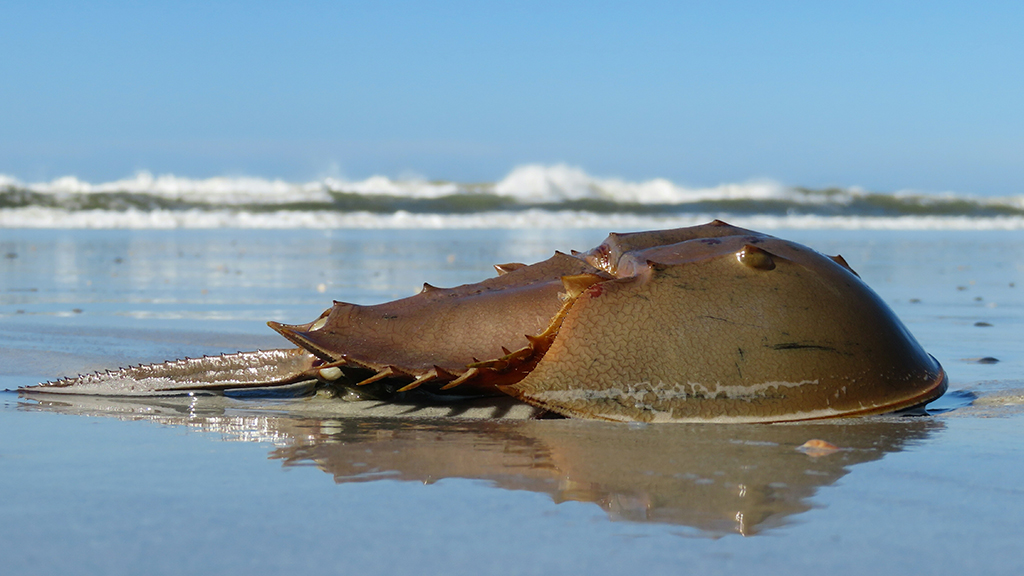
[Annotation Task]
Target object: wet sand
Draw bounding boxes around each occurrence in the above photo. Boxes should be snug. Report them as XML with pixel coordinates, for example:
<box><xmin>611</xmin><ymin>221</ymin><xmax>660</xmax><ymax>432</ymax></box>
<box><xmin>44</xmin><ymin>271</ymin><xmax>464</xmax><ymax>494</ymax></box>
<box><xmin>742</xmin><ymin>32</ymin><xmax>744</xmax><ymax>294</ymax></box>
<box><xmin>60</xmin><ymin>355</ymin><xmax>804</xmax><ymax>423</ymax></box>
<box><xmin>2</xmin><ymin>228</ymin><xmax>1023</xmax><ymax>575</ymax></box>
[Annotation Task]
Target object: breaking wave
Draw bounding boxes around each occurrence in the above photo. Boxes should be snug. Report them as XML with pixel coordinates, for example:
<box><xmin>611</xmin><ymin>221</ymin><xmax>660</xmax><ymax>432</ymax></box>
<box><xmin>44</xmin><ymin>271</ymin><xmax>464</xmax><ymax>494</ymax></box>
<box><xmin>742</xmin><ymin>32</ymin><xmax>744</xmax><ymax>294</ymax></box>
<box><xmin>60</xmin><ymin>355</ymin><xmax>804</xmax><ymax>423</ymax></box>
<box><xmin>2</xmin><ymin>165</ymin><xmax>1022</xmax><ymax>230</ymax></box>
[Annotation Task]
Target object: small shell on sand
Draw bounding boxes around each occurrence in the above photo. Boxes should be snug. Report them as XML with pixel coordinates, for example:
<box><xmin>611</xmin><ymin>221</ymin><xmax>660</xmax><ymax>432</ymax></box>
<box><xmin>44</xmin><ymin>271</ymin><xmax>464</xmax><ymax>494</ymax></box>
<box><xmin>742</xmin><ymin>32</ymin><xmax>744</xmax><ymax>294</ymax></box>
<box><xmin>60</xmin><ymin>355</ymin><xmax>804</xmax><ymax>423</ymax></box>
<box><xmin>797</xmin><ymin>439</ymin><xmax>840</xmax><ymax>457</ymax></box>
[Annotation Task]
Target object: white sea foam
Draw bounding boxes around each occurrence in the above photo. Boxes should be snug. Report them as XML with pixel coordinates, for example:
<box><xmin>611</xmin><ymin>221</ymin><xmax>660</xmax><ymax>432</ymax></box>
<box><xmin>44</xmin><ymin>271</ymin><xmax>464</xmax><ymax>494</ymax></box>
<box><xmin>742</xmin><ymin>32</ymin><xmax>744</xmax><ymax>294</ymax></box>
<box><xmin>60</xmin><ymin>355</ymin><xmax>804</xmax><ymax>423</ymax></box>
<box><xmin>2</xmin><ymin>165</ymin><xmax>1022</xmax><ymax>229</ymax></box>
<box><xmin>0</xmin><ymin>172</ymin><xmax>315</xmax><ymax>204</ymax></box>
<box><xmin>493</xmin><ymin>163</ymin><xmax>796</xmax><ymax>204</ymax></box>
<box><xmin>2</xmin><ymin>171</ymin><xmax>461</xmax><ymax>204</ymax></box>
<box><xmin>322</xmin><ymin>175</ymin><xmax>460</xmax><ymax>198</ymax></box>
<box><xmin>3</xmin><ymin>206</ymin><xmax>1022</xmax><ymax>231</ymax></box>
<box><xmin>0</xmin><ymin>165</ymin><xmax>838</xmax><ymax>205</ymax></box>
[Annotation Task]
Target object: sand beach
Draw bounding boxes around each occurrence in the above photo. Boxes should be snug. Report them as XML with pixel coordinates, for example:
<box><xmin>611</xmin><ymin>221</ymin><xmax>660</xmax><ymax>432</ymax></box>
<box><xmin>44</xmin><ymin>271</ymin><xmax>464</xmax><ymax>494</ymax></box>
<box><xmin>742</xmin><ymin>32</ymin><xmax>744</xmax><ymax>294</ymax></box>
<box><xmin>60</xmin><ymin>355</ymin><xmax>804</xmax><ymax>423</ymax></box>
<box><xmin>2</xmin><ymin>226</ymin><xmax>1022</xmax><ymax>575</ymax></box>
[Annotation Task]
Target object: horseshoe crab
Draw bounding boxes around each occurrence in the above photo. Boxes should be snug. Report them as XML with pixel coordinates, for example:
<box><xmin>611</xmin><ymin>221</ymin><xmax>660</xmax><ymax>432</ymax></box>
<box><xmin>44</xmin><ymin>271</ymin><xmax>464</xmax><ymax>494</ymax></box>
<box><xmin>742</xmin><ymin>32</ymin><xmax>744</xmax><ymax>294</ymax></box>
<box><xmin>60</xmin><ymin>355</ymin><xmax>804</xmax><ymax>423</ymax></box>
<box><xmin>22</xmin><ymin>221</ymin><xmax>947</xmax><ymax>422</ymax></box>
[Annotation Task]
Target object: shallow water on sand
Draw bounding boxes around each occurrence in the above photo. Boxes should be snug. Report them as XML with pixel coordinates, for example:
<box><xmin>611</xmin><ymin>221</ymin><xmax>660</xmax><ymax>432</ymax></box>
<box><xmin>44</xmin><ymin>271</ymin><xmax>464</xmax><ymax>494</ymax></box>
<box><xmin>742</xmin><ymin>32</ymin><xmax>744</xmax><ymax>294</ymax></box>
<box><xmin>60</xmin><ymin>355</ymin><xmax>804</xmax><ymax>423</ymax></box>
<box><xmin>1</xmin><ymin>228</ymin><xmax>1023</xmax><ymax>575</ymax></box>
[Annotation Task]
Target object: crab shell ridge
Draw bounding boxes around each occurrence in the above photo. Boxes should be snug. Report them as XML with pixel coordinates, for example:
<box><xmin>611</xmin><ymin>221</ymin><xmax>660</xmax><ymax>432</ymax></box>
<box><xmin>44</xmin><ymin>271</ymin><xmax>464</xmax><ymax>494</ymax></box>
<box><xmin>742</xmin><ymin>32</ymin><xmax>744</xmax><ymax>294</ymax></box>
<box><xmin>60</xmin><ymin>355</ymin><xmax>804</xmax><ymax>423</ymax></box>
<box><xmin>270</xmin><ymin>222</ymin><xmax>946</xmax><ymax>422</ymax></box>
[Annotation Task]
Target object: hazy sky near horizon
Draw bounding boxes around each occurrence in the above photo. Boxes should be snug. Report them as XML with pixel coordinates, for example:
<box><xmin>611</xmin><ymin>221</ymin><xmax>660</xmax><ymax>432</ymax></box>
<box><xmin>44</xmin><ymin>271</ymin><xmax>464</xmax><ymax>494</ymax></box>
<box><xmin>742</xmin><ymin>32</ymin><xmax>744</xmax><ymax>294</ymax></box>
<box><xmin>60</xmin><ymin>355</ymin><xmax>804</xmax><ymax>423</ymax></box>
<box><xmin>2</xmin><ymin>1</ymin><xmax>1022</xmax><ymax>195</ymax></box>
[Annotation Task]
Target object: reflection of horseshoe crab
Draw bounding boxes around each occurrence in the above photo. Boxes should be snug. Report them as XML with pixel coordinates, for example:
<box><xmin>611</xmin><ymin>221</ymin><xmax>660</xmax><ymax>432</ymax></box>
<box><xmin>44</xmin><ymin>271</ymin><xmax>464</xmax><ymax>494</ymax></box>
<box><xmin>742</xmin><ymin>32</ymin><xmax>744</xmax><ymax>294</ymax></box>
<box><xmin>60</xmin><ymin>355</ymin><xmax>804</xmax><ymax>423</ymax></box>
<box><xmin>17</xmin><ymin>394</ymin><xmax>942</xmax><ymax>537</ymax></box>
<box><xmin>269</xmin><ymin>417</ymin><xmax>942</xmax><ymax>536</ymax></box>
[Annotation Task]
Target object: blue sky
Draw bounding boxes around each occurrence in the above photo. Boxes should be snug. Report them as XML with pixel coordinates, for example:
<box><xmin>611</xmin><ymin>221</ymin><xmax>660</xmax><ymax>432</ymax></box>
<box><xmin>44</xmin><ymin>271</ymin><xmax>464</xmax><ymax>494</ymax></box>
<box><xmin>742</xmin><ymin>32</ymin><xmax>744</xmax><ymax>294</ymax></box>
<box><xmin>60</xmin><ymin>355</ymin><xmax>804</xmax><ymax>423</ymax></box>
<box><xmin>2</xmin><ymin>1</ymin><xmax>1022</xmax><ymax>195</ymax></box>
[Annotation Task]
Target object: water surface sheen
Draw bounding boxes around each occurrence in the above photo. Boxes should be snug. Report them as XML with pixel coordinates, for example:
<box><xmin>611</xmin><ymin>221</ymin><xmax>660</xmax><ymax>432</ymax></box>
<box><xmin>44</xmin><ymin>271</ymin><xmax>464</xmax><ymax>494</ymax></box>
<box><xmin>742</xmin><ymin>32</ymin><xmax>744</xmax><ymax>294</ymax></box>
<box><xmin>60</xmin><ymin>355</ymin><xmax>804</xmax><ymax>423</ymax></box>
<box><xmin>2</xmin><ymin>228</ymin><xmax>1023</xmax><ymax>575</ymax></box>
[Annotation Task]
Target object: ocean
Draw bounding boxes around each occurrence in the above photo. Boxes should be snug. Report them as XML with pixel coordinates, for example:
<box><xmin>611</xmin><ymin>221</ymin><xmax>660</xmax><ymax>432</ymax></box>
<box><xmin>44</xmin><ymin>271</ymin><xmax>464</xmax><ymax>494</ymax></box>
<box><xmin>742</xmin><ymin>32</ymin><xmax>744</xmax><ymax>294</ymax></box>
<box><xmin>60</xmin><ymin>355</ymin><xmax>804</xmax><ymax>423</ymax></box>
<box><xmin>2</xmin><ymin>167</ymin><xmax>1023</xmax><ymax>575</ymax></box>
<box><xmin>3</xmin><ymin>164</ymin><xmax>1024</xmax><ymax>230</ymax></box>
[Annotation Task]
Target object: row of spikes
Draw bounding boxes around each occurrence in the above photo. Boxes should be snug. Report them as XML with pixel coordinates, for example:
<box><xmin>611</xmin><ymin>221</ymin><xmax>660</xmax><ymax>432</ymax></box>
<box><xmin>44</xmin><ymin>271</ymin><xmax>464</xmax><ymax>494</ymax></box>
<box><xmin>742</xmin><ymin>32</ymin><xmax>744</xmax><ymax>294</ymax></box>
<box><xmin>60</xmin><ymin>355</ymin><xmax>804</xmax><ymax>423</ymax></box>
<box><xmin>39</xmin><ymin>349</ymin><xmax>317</xmax><ymax>392</ymax></box>
<box><xmin>418</xmin><ymin>261</ymin><xmax>530</xmax><ymax>294</ymax></box>
<box><xmin>44</xmin><ymin>351</ymin><xmax>260</xmax><ymax>387</ymax></box>
<box><xmin>312</xmin><ymin>337</ymin><xmax>544</xmax><ymax>393</ymax></box>
<box><xmin>316</xmin><ymin>272</ymin><xmax>605</xmax><ymax>393</ymax></box>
